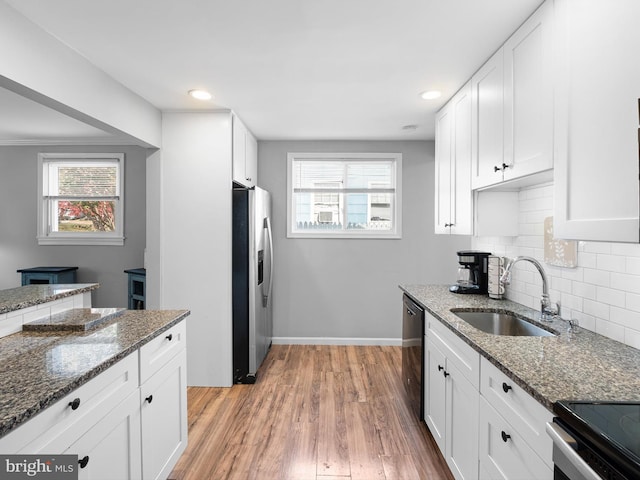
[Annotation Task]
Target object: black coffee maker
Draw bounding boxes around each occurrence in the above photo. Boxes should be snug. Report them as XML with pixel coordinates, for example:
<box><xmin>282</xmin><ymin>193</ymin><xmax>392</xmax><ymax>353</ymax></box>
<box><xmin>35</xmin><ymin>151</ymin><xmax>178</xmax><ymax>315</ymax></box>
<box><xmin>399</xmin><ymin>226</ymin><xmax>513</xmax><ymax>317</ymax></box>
<box><xmin>449</xmin><ymin>250</ymin><xmax>491</xmax><ymax>294</ymax></box>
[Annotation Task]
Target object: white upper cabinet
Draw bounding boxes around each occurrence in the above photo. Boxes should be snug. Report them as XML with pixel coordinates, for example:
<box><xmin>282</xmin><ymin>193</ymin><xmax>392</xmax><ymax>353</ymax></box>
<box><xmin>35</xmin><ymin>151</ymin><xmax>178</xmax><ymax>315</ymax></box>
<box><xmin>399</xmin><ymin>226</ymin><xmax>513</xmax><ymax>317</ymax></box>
<box><xmin>471</xmin><ymin>0</ymin><xmax>554</xmax><ymax>190</ymax></box>
<box><xmin>471</xmin><ymin>50</ymin><xmax>505</xmax><ymax>189</ymax></box>
<box><xmin>435</xmin><ymin>82</ymin><xmax>473</xmax><ymax>235</ymax></box>
<box><xmin>232</xmin><ymin>114</ymin><xmax>257</xmax><ymax>188</ymax></box>
<box><xmin>435</xmin><ymin>104</ymin><xmax>453</xmax><ymax>233</ymax></box>
<box><xmin>503</xmin><ymin>0</ymin><xmax>554</xmax><ymax>182</ymax></box>
<box><xmin>553</xmin><ymin>0</ymin><xmax>640</xmax><ymax>242</ymax></box>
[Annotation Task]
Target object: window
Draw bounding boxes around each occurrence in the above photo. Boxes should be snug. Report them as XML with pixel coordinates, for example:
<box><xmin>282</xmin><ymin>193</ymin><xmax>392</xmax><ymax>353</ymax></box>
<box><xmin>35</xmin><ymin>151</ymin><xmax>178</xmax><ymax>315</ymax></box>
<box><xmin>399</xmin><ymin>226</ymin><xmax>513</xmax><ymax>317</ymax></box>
<box><xmin>37</xmin><ymin>153</ymin><xmax>125</xmax><ymax>245</ymax></box>
<box><xmin>287</xmin><ymin>152</ymin><xmax>402</xmax><ymax>238</ymax></box>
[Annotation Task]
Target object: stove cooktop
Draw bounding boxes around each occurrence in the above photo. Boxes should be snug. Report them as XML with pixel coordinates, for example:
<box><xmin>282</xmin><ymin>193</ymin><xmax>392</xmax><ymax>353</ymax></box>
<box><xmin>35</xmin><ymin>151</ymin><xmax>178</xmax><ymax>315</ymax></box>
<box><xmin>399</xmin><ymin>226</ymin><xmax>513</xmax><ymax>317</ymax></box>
<box><xmin>554</xmin><ymin>401</ymin><xmax>640</xmax><ymax>477</ymax></box>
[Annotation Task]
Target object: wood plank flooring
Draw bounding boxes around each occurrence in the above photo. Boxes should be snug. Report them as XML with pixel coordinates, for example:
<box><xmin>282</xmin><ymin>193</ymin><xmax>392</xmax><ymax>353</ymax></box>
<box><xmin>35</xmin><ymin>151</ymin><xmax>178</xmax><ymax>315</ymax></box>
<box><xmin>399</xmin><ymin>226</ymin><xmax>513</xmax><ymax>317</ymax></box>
<box><xmin>169</xmin><ymin>344</ymin><xmax>454</xmax><ymax>480</ymax></box>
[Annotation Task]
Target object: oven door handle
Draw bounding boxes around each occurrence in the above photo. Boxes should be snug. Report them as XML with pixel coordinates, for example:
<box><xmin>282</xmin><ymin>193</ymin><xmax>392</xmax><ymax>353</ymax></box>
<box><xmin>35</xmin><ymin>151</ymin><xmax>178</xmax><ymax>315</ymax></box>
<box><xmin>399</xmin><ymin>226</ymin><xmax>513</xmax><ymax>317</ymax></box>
<box><xmin>546</xmin><ymin>422</ymin><xmax>602</xmax><ymax>480</ymax></box>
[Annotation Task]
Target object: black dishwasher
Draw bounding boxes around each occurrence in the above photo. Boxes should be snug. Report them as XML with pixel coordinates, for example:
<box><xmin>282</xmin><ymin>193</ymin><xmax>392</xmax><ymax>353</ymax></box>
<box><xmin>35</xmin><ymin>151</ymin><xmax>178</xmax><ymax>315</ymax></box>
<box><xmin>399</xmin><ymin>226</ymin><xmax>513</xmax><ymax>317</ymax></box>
<box><xmin>402</xmin><ymin>294</ymin><xmax>425</xmax><ymax>419</ymax></box>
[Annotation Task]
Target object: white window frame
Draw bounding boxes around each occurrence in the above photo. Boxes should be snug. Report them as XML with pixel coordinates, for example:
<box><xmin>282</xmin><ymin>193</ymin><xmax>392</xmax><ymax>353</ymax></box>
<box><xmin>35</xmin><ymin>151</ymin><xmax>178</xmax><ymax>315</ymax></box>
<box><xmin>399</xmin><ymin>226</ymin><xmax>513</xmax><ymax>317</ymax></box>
<box><xmin>37</xmin><ymin>152</ymin><xmax>125</xmax><ymax>246</ymax></box>
<box><xmin>287</xmin><ymin>152</ymin><xmax>402</xmax><ymax>239</ymax></box>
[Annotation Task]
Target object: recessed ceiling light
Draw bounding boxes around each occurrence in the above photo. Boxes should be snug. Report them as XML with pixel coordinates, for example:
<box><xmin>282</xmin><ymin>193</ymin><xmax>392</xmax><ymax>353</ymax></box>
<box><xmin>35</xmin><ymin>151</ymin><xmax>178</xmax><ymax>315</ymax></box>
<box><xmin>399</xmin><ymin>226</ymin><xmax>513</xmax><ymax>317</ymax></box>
<box><xmin>402</xmin><ymin>124</ymin><xmax>419</xmax><ymax>131</ymax></box>
<box><xmin>188</xmin><ymin>89</ymin><xmax>213</xmax><ymax>101</ymax></box>
<box><xmin>420</xmin><ymin>90</ymin><xmax>442</xmax><ymax>100</ymax></box>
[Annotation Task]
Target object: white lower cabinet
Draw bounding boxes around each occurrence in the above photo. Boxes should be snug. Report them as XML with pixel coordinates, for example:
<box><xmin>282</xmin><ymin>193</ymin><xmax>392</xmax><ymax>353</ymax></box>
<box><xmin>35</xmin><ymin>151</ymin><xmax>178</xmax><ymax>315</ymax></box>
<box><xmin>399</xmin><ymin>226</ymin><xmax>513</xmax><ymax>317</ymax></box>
<box><xmin>478</xmin><ymin>357</ymin><xmax>553</xmax><ymax>480</ymax></box>
<box><xmin>478</xmin><ymin>397</ymin><xmax>552</xmax><ymax>480</ymax></box>
<box><xmin>423</xmin><ymin>313</ymin><xmax>554</xmax><ymax>480</ymax></box>
<box><xmin>141</xmin><ymin>349</ymin><xmax>188</xmax><ymax>480</ymax></box>
<box><xmin>69</xmin><ymin>390</ymin><xmax>142</xmax><ymax>480</ymax></box>
<box><xmin>425</xmin><ymin>312</ymin><xmax>480</xmax><ymax>480</ymax></box>
<box><xmin>0</xmin><ymin>320</ymin><xmax>188</xmax><ymax>480</ymax></box>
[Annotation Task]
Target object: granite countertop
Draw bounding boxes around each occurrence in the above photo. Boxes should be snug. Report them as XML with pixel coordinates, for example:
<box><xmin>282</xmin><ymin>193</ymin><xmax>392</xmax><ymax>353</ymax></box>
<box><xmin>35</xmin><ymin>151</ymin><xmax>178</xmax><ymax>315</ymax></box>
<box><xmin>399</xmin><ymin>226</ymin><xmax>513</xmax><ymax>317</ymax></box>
<box><xmin>0</xmin><ymin>284</ymin><xmax>100</xmax><ymax>315</ymax></box>
<box><xmin>400</xmin><ymin>284</ymin><xmax>640</xmax><ymax>411</ymax></box>
<box><xmin>0</xmin><ymin>308</ymin><xmax>190</xmax><ymax>438</ymax></box>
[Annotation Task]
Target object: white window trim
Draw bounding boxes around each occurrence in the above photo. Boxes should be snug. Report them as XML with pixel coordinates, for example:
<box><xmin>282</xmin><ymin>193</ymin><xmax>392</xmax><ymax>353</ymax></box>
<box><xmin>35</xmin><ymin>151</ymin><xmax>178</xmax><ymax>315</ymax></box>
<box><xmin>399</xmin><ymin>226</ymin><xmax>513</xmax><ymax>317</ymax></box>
<box><xmin>287</xmin><ymin>152</ymin><xmax>402</xmax><ymax>239</ymax></box>
<box><xmin>37</xmin><ymin>152</ymin><xmax>125</xmax><ymax>246</ymax></box>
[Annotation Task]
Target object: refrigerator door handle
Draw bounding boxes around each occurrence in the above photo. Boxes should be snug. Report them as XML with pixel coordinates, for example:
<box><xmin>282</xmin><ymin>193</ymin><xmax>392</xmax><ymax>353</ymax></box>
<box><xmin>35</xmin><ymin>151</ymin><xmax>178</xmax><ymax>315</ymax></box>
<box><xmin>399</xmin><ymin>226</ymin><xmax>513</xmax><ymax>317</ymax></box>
<box><xmin>263</xmin><ymin>216</ymin><xmax>274</xmax><ymax>307</ymax></box>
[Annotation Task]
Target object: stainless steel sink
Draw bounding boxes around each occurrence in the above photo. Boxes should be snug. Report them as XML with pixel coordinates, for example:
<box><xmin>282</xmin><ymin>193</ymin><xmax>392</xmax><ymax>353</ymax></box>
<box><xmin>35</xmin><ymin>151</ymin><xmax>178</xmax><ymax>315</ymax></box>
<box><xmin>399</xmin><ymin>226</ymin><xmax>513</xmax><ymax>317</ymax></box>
<box><xmin>453</xmin><ymin>311</ymin><xmax>555</xmax><ymax>337</ymax></box>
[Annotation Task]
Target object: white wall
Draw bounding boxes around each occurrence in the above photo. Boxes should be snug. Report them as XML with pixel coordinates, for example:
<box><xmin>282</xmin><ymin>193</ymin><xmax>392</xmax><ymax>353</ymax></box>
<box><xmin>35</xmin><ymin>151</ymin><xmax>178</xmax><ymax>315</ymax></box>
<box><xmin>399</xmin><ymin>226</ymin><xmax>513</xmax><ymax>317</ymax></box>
<box><xmin>159</xmin><ymin>112</ymin><xmax>233</xmax><ymax>387</ymax></box>
<box><xmin>473</xmin><ymin>183</ymin><xmax>640</xmax><ymax>349</ymax></box>
<box><xmin>0</xmin><ymin>145</ymin><xmax>147</xmax><ymax>307</ymax></box>
<box><xmin>258</xmin><ymin>140</ymin><xmax>470</xmax><ymax>344</ymax></box>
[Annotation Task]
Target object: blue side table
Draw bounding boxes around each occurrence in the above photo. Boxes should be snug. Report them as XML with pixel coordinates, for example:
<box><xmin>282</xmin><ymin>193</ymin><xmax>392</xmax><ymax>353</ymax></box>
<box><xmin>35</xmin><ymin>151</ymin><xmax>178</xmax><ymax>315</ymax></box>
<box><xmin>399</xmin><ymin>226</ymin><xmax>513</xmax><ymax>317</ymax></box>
<box><xmin>17</xmin><ymin>266</ymin><xmax>78</xmax><ymax>285</ymax></box>
<box><xmin>124</xmin><ymin>268</ymin><xmax>146</xmax><ymax>310</ymax></box>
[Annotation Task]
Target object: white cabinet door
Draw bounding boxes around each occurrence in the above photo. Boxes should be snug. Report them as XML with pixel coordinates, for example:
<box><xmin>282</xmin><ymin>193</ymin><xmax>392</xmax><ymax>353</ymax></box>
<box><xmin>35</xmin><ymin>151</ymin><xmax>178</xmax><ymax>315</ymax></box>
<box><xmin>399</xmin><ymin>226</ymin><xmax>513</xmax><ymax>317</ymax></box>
<box><xmin>232</xmin><ymin>114</ymin><xmax>247</xmax><ymax>186</ymax></box>
<box><xmin>478</xmin><ymin>397</ymin><xmax>552</xmax><ymax>480</ymax></box>
<box><xmin>503</xmin><ymin>0</ymin><xmax>553</xmax><ymax>182</ymax></box>
<box><xmin>232</xmin><ymin>114</ymin><xmax>257</xmax><ymax>188</ymax></box>
<box><xmin>451</xmin><ymin>83</ymin><xmax>473</xmax><ymax>235</ymax></box>
<box><xmin>471</xmin><ymin>49</ymin><xmax>505</xmax><ymax>190</ymax></box>
<box><xmin>245</xmin><ymin>128</ymin><xmax>258</xmax><ymax>188</ymax></box>
<box><xmin>424</xmin><ymin>336</ymin><xmax>447</xmax><ymax>453</ymax></box>
<box><xmin>434</xmin><ymin>103</ymin><xmax>453</xmax><ymax>234</ymax></box>
<box><xmin>141</xmin><ymin>349</ymin><xmax>188</xmax><ymax>480</ymax></box>
<box><xmin>553</xmin><ymin>0</ymin><xmax>640</xmax><ymax>242</ymax></box>
<box><xmin>435</xmin><ymin>82</ymin><xmax>473</xmax><ymax>235</ymax></box>
<box><xmin>70</xmin><ymin>390</ymin><xmax>142</xmax><ymax>480</ymax></box>
<box><xmin>425</xmin><ymin>316</ymin><xmax>480</xmax><ymax>480</ymax></box>
<box><xmin>446</xmin><ymin>361</ymin><xmax>479</xmax><ymax>480</ymax></box>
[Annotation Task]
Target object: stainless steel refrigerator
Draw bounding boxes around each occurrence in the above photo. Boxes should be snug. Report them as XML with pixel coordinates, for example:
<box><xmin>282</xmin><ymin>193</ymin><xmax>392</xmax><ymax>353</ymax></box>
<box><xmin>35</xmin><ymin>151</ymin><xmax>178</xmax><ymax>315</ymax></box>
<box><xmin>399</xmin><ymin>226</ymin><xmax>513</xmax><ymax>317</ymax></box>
<box><xmin>232</xmin><ymin>186</ymin><xmax>273</xmax><ymax>384</ymax></box>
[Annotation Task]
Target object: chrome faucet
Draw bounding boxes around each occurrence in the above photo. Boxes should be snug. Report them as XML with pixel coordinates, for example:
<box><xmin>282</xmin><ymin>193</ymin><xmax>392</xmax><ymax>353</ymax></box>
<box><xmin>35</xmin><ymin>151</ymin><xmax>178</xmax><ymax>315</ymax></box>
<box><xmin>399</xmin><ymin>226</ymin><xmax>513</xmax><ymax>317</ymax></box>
<box><xmin>500</xmin><ymin>256</ymin><xmax>559</xmax><ymax>321</ymax></box>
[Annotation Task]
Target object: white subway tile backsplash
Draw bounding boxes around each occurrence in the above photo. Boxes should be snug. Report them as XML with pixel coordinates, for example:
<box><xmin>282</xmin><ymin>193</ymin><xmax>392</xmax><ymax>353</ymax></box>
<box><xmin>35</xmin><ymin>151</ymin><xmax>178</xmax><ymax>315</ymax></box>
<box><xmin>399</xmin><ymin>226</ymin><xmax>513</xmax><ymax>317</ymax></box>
<box><xmin>626</xmin><ymin>293</ymin><xmax>640</xmax><ymax>313</ymax></box>
<box><xmin>625</xmin><ymin>256</ymin><xmax>640</xmax><ymax>274</ymax></box>
<box><xmin>611</xmin><ymin>243</ymin><xmax>640</xmax><ymax>257</ymax></box>
<box><xmin>572</xmin><ymin>312</ymin><xmax>596</xmax><ymax>332</ymax></box>
<box><xmin>472</xmin><ymin>183</ymin><xmax>640</xmax><ymax>350</ymax></box>
<box><xmin>624</xmin><ymin>328</ymin><xmax>640</xmax><ymax>350</ymax></box>
<box><xmin>560</xmin><ymin>267</ymin><xmax>584</xmax><ymax>282</ymax></box>
<box><xmin>610</xmin><ymin>272</ymin><xmax>640</xmax><ymax>294</ymax></box>
<box><xmin>560</xmin><ymin>292</ymin><xmax>583</xmax><ymax>311</ymax></box>
<box><xmin>554</xmin><ymin>277</ymin><xmax>573</xmax><ymax>293</ymax></box>
<box><xmin>0</xmin><ymin>316</ymin><xmax>22</xmax><ymax>337</ymax></box>
<box><xmin>610</xmin><ymin>306</ymin><xmax>640</xmax><ymax>329</ymax></box>
<box><xmin>23</xmin><ymin>306</ymin><xmax>50</xmax><ymax>323</ymax></box>
<box><xmin>596</xmin><ymin>254</ymin><xmax>627</xmax><ymax>273</ymax></box>
<box><xmin>572</xmin><ymin>281</ymin><xmax>596</xmax><ymax>299</ymax></box>
<box><xmin>583</xmin><ymin>268</ymin><xmax>610</xmax><ymax>287</ymax></box>
<box><xmin>583</xmin><ymin>242</ymin><xmax>613</xmax><ymax>254</ymax></box>
<box><xmin>577</xmin><ymin>251</ymin><xmax>597</xmax><ymax>269</ymax></box>
<box><xmin>595</xmin><ymin>318</ymin><xmax>626</xmax><ymax>343</ymax></box>
<box><xmin>596</xmin><ymin>286</ymin><xmax>626</xmax><ymax>307</ymax></box>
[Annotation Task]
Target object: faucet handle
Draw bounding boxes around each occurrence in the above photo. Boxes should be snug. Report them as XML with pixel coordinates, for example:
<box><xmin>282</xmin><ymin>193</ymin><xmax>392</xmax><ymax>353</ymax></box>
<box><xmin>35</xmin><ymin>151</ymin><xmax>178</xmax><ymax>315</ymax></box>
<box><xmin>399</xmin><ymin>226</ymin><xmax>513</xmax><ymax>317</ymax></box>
<box><xmin>541</xmin><ymin>298</ymin><xmax>560</xmax><ymax>321</ymax></box>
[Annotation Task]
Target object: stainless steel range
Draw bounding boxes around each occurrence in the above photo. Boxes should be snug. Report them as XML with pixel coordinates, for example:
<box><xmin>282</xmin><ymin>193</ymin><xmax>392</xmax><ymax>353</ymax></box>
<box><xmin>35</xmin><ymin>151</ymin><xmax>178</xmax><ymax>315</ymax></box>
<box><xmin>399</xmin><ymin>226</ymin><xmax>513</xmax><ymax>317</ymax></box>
<box><xmin>547</xmin><ymin>401</ymin><xmax>640</xmax><ymax>480</ymax></box>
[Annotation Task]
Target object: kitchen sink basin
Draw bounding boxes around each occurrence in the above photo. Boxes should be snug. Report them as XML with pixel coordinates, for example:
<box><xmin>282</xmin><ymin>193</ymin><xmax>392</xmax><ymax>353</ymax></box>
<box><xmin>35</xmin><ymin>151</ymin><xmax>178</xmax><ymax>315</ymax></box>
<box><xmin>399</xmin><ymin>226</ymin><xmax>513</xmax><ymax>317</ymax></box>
<box><xmin>453</xmin><ymin>311</ymin><xmax>555</xmax><ymax>337</ymax></box>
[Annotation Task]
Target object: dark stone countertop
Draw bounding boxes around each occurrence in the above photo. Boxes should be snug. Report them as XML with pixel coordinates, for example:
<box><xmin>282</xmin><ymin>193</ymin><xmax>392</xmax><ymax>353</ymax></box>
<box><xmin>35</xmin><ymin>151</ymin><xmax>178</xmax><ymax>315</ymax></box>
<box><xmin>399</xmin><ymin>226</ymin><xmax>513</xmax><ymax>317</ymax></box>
<box><xmin>400</xmin><ymin>284</ymin><xmax>640</xmax><ymax>411</ymax></box>
<box><xmin>0</xmin><ymin>284</ymin><xmax>100</xmax><ymax>315</ymax></box>
<box><xmin>0</xmin><ymin>308</ymin><xmax>190</xmax><ymax>438</ymax></box>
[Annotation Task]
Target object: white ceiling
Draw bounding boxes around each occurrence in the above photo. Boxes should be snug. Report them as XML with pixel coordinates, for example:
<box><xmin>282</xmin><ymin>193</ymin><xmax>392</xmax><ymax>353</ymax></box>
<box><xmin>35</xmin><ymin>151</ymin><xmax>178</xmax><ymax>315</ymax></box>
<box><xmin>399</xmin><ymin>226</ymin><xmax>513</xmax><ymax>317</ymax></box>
<box><xmin>3</xmin><ymin>0</ymin><xmax>543</xmax><ymax>143</ymax></box>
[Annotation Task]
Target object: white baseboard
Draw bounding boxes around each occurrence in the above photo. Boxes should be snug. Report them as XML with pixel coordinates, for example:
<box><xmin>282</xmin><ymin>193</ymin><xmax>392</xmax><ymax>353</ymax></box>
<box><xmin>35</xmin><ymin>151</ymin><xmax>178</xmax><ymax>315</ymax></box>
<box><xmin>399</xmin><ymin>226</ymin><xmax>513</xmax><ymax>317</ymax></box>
<box><xmin>271</xmin><ymin>337</ymin><xmax>402</xmax><ymax>346</ymax></box>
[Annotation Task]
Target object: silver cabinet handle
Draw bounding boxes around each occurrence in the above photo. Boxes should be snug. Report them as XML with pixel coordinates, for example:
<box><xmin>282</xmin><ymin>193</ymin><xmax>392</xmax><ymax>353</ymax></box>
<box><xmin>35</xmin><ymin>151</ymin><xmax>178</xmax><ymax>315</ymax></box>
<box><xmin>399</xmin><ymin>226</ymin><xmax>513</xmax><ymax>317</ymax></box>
<box><xmin>545</xmin><ymin>423</ymin><xmax>601</xmax><ymax>480</ymax></box>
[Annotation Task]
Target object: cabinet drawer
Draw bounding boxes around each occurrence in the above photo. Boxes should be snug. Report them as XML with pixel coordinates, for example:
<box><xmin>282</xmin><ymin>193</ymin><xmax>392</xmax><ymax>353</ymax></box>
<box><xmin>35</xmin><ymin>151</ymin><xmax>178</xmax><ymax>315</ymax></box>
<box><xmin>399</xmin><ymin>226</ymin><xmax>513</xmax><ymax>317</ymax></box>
<box><xmin>0</xmin><ymin>351</ymin><xmax>139</xmax><ymax>454</ymax></box>
<box><xmin>426</xmin><ymin>312</ymin><xmax>480</xmax><ymax>389</ymax></box>
<box><xmin>480</xmin><ymin>357</ymin><xmax>553</xmax><ymax>467</ymax></box>
<box><xmin>139</xmin><ymin>321</ymin><xmax>186</xmax><ymax>384</ymax></box>
<box><xmin>479</xmin><ymin>396</ymin><xmax>552</xmax><ymax>480</ymax></box>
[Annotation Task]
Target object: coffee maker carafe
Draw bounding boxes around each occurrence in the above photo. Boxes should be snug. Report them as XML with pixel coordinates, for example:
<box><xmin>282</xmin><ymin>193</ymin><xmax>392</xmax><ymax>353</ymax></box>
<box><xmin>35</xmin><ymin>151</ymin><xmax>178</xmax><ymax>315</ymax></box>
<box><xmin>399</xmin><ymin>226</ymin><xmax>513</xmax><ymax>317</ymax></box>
<box><xmin>449</xmin><ymin>250</ymin><xmax>491</xmax><ymax>294</ymax></box>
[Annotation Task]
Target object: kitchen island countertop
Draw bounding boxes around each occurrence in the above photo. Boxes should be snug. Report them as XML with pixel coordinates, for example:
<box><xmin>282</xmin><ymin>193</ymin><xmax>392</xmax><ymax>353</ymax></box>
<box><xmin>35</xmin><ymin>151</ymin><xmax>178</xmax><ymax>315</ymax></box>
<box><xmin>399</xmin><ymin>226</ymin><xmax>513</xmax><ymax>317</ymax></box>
<box><xmin>0</xmin><ymin>308</ymin><xmax>190</xmax><ymax>438</ymax></box>
<box><xmin>401</xmin><ymin>284</ymin><xmax>640</xmax><ymax>410</ymax></box>
<box><xmin>0</xmin><ymin>283</ymin><xmax>99</xmax><ymax>315</ymax></box>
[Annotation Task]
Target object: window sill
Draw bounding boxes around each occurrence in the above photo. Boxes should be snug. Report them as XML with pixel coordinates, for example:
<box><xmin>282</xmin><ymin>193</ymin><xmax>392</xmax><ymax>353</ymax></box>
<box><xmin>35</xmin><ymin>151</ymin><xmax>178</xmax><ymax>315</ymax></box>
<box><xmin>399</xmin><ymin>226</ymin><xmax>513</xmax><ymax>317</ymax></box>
<box><xmin>37</xmin><ymin>235</ymin><xmax>125</xmax><ymax>246</ymax></box>
<box><xmin>287</xmin><ymin>231</ymin><xmax>402</xmax><ymax>240</ymax></box>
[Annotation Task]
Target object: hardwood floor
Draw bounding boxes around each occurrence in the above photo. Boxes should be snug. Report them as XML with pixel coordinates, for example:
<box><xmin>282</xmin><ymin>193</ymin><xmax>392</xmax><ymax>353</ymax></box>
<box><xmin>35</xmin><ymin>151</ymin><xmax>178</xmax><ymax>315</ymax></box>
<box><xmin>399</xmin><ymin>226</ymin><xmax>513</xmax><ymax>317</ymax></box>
<box><xmin>169</xmin><ymin>345</ymin><xmax>454</xmax><ymax>480</ymax></box>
